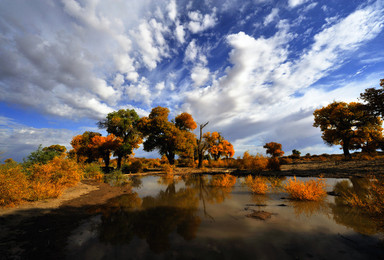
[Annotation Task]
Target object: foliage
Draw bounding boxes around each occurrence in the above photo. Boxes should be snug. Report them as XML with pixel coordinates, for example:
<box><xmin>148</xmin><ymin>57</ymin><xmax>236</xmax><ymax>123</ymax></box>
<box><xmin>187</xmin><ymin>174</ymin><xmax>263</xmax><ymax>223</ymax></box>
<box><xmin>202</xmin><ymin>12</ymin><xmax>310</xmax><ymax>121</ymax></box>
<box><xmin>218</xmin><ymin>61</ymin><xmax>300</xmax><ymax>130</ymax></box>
<box><xmin>82</xmin><ymin>162</ymin><xmax>104</xmax><ymax>182</ymax></box>
<box><xmin>162</xmin><ymin>164</ymin><xmax>174</xmax><ymax>174</ymax></box>
<box><xmin>360</xmin><ymin>79</ymin><xmax>384</xmax><ymax>118</ymax></box>
<box><xmin>70</xmin><ymin>131</ymin><xmax>102</xmax><ymax>163</ymax></box>
<box><xmin>291</xmin><ymin>149</ymin><xmax>301</xmax><ymax>159</ymax></box>
<box><xmin>313</xmin><ymin>101</ymin><xmax>383</xmax><ymax>157</ymax></box>
<box><xmin>263</xmin><ymin>142</ymin><xmax>284</xmax><ymax>157</ymax></box>
<box><xmin>0</xmin><ymin>163</ymin><xmax>29</xmax><ymax>207</ymax></box>
<box><xmin>23</xmin><ymin>144</ymin><xmax>67</xmax><ymax>167</ymax></box>
<box><xmin>267</xmin><ymin>157</ymin><xmax>281</xmax><ymax>171</ymax></box>
<box><xmin>88</xmin><ymin>134</ymin><xmax>123</xmax><ymax>169</ymax></box>
<box><xmin>238</xmin><ymin>152</ymin><xmax>268</xmax><ymax>172</ymax></box>
<box><xmin>203</xmin><ymin>132</ymin><xmax>235</xmax><ymax>160</ymax></box>
<box><xmin>98</xmin><ymin>109</ymin><xmax>143</xmax><ymax>168</ymax></box>
<box><xmin>285</xmin><ymin>177</ymin><xmax>327</xmax><ymax>201</ymax></box>
<box><xmin>28</xmin><ymin>157</ymin><xmax>82</xmax><ymax>200</ymax></box>
<box><xmin>1</xmin><ymin>157</ymin><xmax>83</xmax><ymax>207</ymax></box>
<box><xmin>138</xmin><ymin>107</ymin><xmax>197</xmax><ymax>165</ymax></box>
<box><xmin>122</xmin><ymin>160</ymin><xmax>144</xmax><ymax>174</ymax></box>
<box><xmin>244</xmin><ymin>175</ymin><xmax>269</xmax><ymax>194</ymax></box>
<box><xmin>105</xmin><ymin>169</ymin><xmax>129</xmax><ymax>186</ymax></box>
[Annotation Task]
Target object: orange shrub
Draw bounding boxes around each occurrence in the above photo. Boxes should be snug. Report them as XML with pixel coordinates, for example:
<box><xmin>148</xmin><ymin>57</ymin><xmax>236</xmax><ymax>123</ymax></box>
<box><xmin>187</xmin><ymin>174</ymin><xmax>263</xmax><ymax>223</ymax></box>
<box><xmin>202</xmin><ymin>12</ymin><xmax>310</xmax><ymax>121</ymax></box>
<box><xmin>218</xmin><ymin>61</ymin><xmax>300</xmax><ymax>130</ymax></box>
<box><xmin>0</xmin><ymin>164</ymin><xmax>29</xmax><ymax>207</ymax></box>
<box><xmin>29</xmin><ymin>157</ymin><xmax>82</xmax><ymax>200</ymax></box>
<box><xmin>162</xmin><ymin>164</ymin><xmax>174</xmax><ymax>174</ymax></box>
<box><xmin>239</xmin><ymin>152</ymin><xmax>268</xmax><ymax>172</ymax></box>
<box><xmin>244</xmin><ymin>175</ymin><xmax>269</xmax><ymax>194</ymax></box>
<box><xmin>285</xmin><ymin>177</ymin><xmax>326</xmax><ymax>201</ymax></box>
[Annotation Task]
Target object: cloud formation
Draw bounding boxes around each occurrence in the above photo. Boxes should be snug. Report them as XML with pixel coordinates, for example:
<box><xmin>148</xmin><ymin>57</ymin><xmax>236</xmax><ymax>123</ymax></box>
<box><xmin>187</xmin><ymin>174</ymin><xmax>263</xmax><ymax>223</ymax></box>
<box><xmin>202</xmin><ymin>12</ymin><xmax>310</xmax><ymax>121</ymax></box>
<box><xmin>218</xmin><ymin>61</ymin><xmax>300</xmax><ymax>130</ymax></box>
<box><xmin>0</xmin><ymin>0</ymin><xmax>383</xmax><ymax>160</ymax></box>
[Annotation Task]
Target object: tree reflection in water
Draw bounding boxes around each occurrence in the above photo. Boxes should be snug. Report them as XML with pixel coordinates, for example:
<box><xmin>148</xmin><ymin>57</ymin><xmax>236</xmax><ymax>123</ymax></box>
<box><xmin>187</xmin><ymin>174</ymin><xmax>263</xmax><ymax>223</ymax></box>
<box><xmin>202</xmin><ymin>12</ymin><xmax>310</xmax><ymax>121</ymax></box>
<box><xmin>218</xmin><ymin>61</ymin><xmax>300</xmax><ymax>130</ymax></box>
<box><xmin>95</xmin><ymin>174</ymin><xmax>237</xmax><ymax>253</ymax></box>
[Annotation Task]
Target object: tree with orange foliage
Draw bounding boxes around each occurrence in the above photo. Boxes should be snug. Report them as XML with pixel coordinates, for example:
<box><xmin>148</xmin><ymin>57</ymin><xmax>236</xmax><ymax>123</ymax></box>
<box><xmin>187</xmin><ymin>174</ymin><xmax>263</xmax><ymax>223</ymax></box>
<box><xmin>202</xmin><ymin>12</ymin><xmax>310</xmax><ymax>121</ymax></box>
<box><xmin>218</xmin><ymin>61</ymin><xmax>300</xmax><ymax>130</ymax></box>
<box><xmin>263</xmin><ymin>142</ymin><xmax>284</xmax><ymax>158</ymax></box>
<box><xmin>203</xmin><ymin>132</ymin><xmax>235</xmax><ymax>160</ymax></box>
<box><xmin>138</xmin><ymin>107</ymin><xmax>197</xmax><ymax>165</ymax></box>
<box><xmin>98</xmin><ymin>109</ymin><xmax>142</xmax><ymax>169</ymax></box>
<box><xmin>313</xmin><ymin>101</ymin><xmax>383</xmax><ymax>157</ymax></box>
<box><xmin>70</xmin><ymin>131</ymin><xmax>101</xmax><ymax>163</ymax></box>
<box><xmin>89</xmin><ymin>134</ymin><xmax>123</xmax><ymax>169</ymax></box>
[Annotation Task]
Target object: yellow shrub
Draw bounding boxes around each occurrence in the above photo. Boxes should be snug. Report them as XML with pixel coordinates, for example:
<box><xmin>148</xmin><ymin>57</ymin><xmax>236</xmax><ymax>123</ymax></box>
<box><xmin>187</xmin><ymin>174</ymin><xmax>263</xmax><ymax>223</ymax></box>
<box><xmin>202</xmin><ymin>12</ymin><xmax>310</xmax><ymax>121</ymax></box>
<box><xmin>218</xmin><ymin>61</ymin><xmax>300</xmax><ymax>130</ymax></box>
<box><xmin>244</xmin><ymin>175</ymin><xmax>269</xmax><ymax>194</ymax></box>
<box><xmin>240</xmin><ymin>152</ymin><xmax>268</xmax><ymax>172</ymax></box>
<box><xmin>29</xmin><ymin>157</ymin><xmax>82</xmax><ymax>200</ymax></box>
<box><xmin>285</xmin><ymin>177</ymin><xmax>326</xmax><ymax>201</ymax></box>
<box><xmin>162</xmin><ymin>164</ymin><xmax>174</xmax><ymax>174</ymax></box>
<box><xmin>0</xmin><ymin>164</ymin><xmax>29</xmax><ymax>207</ymax></box>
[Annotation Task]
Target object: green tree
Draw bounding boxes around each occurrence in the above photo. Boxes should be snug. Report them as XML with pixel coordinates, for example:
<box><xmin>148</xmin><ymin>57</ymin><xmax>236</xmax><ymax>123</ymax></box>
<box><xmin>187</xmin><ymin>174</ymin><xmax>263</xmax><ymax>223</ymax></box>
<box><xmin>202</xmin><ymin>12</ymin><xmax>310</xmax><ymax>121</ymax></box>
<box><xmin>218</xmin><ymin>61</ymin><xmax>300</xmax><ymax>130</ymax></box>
<box><xmin>23</xmin><ymin>144</ymin><xmax>67</xmax><ymax>166</ymax></box>
<box><xmin>313</xmin><ymin>101</ymin><xmax>383</xmax><ymax>157</ymax></box>
<box><xmin>138</xmin><ymin>107</ymin><xmax>197</xmax><ymax>165</ymax></box>
<box><xmin>98</xmin><ymin>109</ymin><xmax>142</xmax><ymax>169</ymax></box>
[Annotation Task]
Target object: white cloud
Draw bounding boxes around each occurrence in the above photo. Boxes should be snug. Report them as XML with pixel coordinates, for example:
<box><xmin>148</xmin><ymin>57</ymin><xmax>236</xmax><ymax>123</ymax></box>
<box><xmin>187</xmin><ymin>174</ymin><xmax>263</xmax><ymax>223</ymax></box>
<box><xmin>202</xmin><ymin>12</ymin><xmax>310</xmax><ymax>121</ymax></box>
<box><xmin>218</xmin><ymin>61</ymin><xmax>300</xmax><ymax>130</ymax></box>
<box><xmin>167</xmin><ymin>0</ymin><xmax>177</xmax><ymax>21</ymax></box>
<box><xmin>263</xmin><ymin>8</ymin><xmax>279</xmax><ymax>26</ymax></box>
<box><xmin>0</xmin><ymin>117</ymin><xmax>77</xmax><ymax>161</ymax></box>
<box><xmin>175</xmin><ymin>23</ymin><xmax>186</xmax><ymax>44</ymax></box>
<box><xmin>188</xmin><ymin>9</ymin><xmax>217</xmax><ymax>33</ymax></box>
<box><xmin>288</xmin><ymin>0</ymin><xmax>309</xmax><ymax>8</ymax></box>
<box><xmin>191</xmin><ymin>66</ymin><xmax>210</xmax><ymax>87</ymax></box>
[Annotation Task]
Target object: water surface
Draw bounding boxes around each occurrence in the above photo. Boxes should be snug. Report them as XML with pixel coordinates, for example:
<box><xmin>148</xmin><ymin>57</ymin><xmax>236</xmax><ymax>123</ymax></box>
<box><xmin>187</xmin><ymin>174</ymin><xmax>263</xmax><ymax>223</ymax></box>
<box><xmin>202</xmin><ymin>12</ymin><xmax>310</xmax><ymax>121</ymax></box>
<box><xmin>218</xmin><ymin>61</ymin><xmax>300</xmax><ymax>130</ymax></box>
<box><xmin>66</xmin><ymin>175</ymin><xmax>384</xmax><ymax>259</ymax></box>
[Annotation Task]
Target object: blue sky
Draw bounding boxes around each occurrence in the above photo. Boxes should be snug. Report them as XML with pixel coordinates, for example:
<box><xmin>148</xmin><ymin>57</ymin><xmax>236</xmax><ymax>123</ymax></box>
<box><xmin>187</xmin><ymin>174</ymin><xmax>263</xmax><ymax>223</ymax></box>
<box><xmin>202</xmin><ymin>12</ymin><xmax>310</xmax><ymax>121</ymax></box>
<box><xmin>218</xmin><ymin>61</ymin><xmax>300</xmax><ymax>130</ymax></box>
<box><xmin>1</xmin><ymin>0</ymin><xmax>384</xmax><ymax>161</ymax></box>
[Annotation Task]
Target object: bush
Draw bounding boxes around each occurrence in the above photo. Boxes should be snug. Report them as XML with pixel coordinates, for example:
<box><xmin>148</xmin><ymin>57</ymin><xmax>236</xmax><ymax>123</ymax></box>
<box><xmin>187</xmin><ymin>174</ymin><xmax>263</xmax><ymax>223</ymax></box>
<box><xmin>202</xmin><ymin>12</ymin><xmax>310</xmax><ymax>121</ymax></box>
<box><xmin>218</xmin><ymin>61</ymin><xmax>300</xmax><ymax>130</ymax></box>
<box><xmin>280</xmin><ymin>157</ymin><xmax>293</xmax><ymax>165</ymax></box>
<box><xmin>285</xmin><ymin>177</ymin><xmax>326</xmax><ymax>201</ymax></box>
<box><xmin>82</xmin><ymin>162</ymin><xmax>104</xmax><ymax>181</ymax></box>
<box><xmin>244</xmin><ymin>175</ymin><xmax>268</xmax><ymax>194</ymax></box>
<box><xmin>162</xmin><ymin>164</ymin><xmax>174</xmax><ymax>174</ymax></box>
<box><xmin>239</xmin><ymin>152</ymin><xmax>268</xmax><ymax>172</ymax></box>
<box><xmin>267</xmin><ymin>157</ymin><xmax>281</xmax><ymax>171</ymax></box>
<box><xmin>122</xmin><ymin>160</ymin><xmax>144</xmax><ymax>174</ymax></box>
<box><xmin>0</xmin><ymin>163</ymin><xmax>29</xmax><ymax>207</ymax></box>
<box><xmin>28</xmin><ymin>157</ymin><xmax>82</xmax><ymax>200</ymax></box>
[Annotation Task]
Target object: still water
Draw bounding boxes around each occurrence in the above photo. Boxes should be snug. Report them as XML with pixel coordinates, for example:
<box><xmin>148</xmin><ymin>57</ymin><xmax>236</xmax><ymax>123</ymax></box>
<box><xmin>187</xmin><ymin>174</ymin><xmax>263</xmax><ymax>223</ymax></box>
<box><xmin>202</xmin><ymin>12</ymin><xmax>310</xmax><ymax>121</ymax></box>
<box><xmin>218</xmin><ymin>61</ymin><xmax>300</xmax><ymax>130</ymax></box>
<box><xmin>66</xmin><ymin>175</ymin><xmax>384</xmax><ymax>259</ymax></box>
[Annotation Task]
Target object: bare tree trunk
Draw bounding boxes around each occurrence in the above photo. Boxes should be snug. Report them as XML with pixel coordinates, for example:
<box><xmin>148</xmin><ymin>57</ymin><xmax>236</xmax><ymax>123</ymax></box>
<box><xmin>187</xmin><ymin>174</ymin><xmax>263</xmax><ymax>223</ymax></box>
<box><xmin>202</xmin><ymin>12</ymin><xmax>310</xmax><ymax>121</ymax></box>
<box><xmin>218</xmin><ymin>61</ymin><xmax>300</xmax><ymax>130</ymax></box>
<box><xmin>198</xmin><ymin>122</ymin><xmax>209</xmax><ymax>168</ymax></box>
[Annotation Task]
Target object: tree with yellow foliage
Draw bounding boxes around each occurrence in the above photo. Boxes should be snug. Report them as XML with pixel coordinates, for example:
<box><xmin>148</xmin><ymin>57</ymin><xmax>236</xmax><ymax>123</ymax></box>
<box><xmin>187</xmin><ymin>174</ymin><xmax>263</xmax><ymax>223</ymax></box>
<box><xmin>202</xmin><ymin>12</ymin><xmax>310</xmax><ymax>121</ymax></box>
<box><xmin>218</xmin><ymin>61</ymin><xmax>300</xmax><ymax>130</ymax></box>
<box><xmin>203</xmin><ymin>132</ymin><xmax>235</xmax><ymax>160</ymax></box>
<box><xmin>313</xmin><ymin>101</ymin><xmax>383</xmax><ymax>157</ymax></box>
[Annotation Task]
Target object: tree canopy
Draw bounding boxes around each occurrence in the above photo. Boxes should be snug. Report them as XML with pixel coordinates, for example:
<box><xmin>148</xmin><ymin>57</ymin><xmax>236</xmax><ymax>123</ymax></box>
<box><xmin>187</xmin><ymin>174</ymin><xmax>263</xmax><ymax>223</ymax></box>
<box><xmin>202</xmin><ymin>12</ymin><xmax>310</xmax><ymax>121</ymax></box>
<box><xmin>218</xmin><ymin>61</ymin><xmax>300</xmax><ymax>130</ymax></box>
<box><xmin>263</xmin><ymin>142</ymin><xmax>284</xmax><ymax>158</ymax></box>
<box><xmin>203</xmin><ymin>132</ymin><xmax>235</xmax><ymax>160</ymax></box>
<box><xmin>360</xmin><ymin>79</ymin><xmax>384</xmax><ymax>118</ymax></box>
<box><xmin>98</xmin><ymin>109</ymin><xmax>142</xmax><ymax>168</ymax></box>
<box><xmin>138</xmin><ymin>107</ymin><xmax>197</xmax><ymax>165</ymax></box>
<box><xmin>313</xmin><ymin>101</ymin><xmax>383</xmax><ymax>157</ymax></box>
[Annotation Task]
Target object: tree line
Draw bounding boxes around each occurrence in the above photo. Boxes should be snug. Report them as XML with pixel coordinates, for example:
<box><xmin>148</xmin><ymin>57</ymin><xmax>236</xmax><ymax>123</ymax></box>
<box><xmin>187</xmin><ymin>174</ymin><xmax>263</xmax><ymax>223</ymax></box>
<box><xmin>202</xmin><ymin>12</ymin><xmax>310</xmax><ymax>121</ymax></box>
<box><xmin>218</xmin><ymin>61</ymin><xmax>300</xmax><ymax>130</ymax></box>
<box><xmin>313</xmin><ymin>79</ymin><xmax>384</xmax><ymax>158</ymax></box>
<box><xmin>69</xmin><ymin>106</ymin><xmax>235</xmax><ymax>169</ymax></box>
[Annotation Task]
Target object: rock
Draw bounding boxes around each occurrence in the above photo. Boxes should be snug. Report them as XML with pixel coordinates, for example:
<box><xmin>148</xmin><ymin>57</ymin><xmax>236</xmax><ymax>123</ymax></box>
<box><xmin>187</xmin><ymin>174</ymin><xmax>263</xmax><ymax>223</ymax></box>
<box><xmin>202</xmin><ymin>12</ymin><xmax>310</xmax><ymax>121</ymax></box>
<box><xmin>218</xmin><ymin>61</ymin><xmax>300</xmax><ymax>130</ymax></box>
<box><xmin>246</xmin><ymin>210</ymin><xmax>272</xmax><ymax>220</ymax></box>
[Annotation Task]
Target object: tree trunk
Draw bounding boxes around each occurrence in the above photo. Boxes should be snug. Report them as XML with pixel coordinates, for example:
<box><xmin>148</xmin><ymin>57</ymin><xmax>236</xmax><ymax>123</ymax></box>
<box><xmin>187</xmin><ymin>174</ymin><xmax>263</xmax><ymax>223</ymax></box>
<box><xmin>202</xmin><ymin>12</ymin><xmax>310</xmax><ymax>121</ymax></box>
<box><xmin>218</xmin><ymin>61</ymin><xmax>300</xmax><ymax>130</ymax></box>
<box><xmin>117</xmin><ymin>155</ymin><xmax>122</xmax><ymax>169</ymax></box>
<box><xmin>197</xmin><ymin>122</ymin><xmax>208</xmax><ymax>168</ymax></box>
<box><xmin>166</xmin><ymin>152</ymin><xmax>175</xmax><ymax>165</ymax></box>
<box><xmin>198</xmin><ymin>152</ymin><xmax>203</xmax><ymax>168</ymax></box>
<box><xmin>342</xmin><ymin>139</ymin><xmax>351</xmax><ymax>159</ymax></box>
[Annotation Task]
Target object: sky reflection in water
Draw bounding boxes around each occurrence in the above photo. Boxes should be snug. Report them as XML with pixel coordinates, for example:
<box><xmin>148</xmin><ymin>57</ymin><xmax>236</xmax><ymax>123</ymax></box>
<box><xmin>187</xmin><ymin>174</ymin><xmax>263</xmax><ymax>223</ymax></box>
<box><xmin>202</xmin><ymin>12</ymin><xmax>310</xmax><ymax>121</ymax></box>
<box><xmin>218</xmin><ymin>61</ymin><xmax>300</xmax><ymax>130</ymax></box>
<box><xmin>66</xmin><ymin>175</ymin><xmax>384</xmax><ymax>259</ymax></box>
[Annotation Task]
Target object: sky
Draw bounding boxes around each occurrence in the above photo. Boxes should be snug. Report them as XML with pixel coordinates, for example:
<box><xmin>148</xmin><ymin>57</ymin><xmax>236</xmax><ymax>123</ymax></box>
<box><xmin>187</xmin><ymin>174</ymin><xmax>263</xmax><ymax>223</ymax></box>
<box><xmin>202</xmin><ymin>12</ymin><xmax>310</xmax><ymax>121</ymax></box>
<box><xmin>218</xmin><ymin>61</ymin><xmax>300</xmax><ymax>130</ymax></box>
<box><xmin>1</xmin><ymin>0</ymin><xmax>384</xmax><ymax>162</ymax></box>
